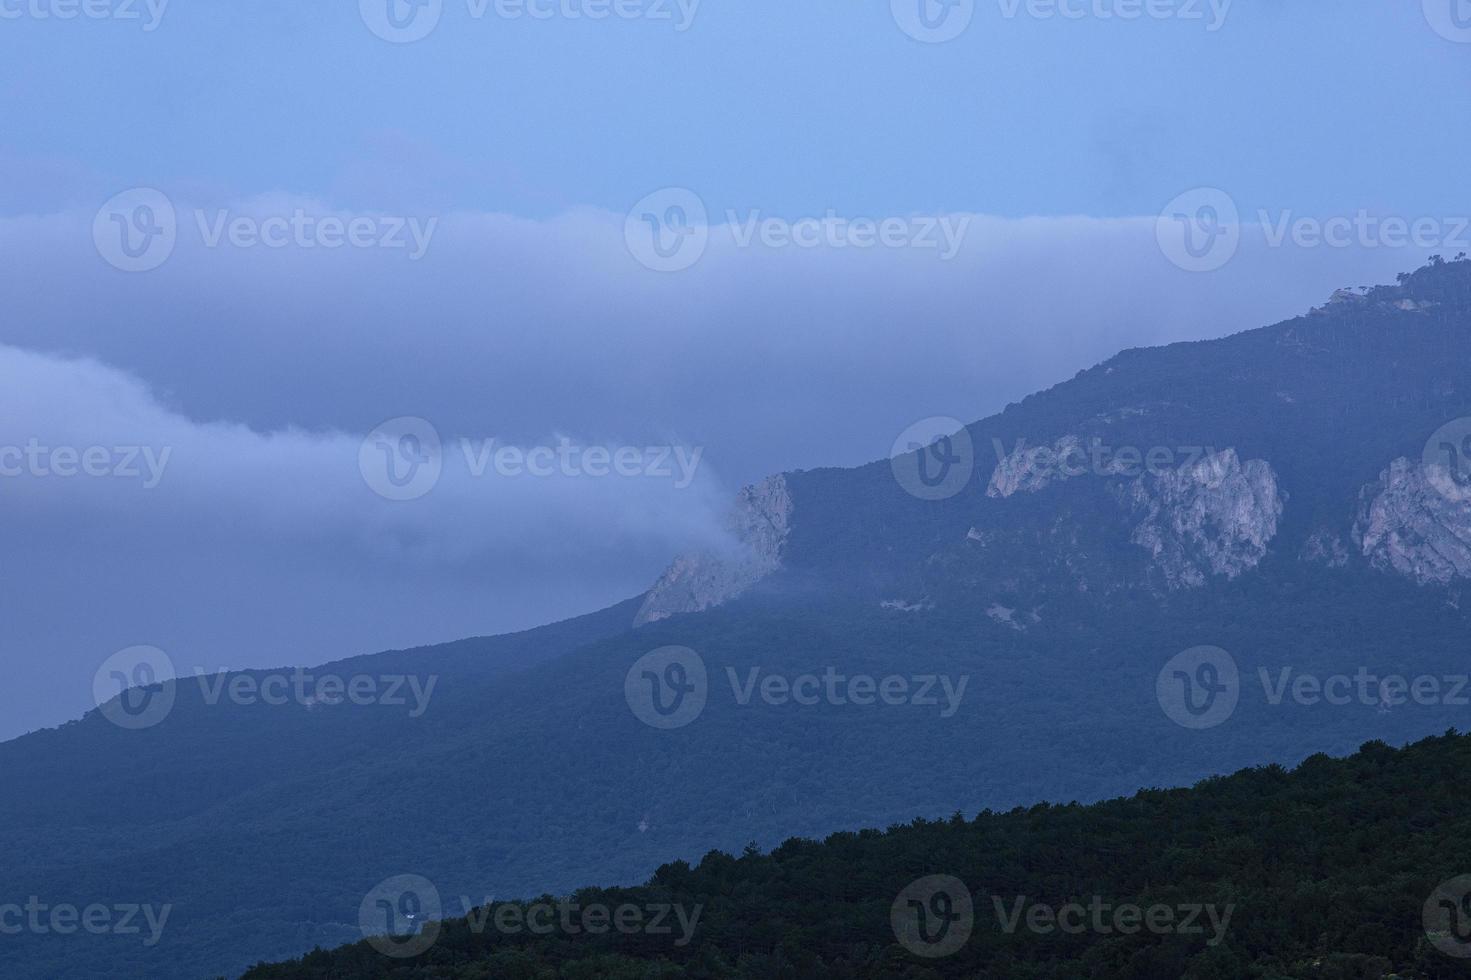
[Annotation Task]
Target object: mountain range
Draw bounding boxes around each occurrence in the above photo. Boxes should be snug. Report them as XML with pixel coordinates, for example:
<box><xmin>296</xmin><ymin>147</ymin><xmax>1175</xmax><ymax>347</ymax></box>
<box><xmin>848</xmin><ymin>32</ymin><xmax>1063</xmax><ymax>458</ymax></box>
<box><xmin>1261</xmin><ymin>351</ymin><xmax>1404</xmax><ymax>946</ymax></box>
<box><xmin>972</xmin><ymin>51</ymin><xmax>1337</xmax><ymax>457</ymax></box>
<box><xmin>8</xmin><ymin>256</ymin><xmax>1471</xmax><ymax>980</ymax></box>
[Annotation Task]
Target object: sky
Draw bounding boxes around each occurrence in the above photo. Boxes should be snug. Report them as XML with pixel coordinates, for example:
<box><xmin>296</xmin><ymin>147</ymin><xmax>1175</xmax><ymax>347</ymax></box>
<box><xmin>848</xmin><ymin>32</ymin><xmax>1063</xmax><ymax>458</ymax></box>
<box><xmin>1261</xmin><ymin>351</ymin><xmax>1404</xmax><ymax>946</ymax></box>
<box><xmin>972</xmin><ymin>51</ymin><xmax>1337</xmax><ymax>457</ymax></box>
<box><xmin>1</xmin><ymin>1</ymin><xmax>1468</xmax><ymax>739</ymax></box>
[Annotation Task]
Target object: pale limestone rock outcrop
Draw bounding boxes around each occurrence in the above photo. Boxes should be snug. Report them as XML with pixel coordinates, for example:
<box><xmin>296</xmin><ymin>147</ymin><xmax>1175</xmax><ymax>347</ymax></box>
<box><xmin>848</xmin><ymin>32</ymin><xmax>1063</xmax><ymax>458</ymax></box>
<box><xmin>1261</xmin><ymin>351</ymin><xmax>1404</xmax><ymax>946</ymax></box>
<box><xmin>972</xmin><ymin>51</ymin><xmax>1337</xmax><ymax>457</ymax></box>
<box><xmin>1355</xmin><ymin>458</ymin><xmax>1471</xmax><ymax>585</ymax></box>
<box><xmin>1124</xmin><ymin>449</ymin><xmax>1285</xmax><ymax>589</ymax></box>
<box><xmin>634</xmin><ymin>475</ymin><xmax>793</xmax><ymax>626</ymax></box>
<box><xmin>987</xmin><ymin>435</ymin><xmax>1131</xmax><ymax>498</ymax></box>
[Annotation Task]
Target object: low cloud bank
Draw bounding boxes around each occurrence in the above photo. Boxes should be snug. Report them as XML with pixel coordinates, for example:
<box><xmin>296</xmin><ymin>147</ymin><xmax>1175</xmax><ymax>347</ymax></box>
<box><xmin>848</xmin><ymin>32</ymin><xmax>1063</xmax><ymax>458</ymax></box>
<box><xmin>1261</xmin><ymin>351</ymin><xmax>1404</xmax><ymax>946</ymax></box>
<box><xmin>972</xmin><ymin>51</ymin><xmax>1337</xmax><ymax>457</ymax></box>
<box><xmin>0</xmin><ymin>201</ymin><xmax>1439</xmax><ymax>738</ymax></box>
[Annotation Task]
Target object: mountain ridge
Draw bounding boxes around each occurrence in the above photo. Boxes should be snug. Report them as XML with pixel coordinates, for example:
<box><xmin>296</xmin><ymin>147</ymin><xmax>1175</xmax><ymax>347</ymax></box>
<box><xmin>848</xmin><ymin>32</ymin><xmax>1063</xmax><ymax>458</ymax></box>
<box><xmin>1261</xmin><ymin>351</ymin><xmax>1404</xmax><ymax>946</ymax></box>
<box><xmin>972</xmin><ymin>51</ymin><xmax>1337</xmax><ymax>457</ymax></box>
<box><xmin>636</xmin><ymin>257</ymin><xmax>1471</xmax><ymax>623</ymax></box>
<box><xmin>8</xmin><ymin>257</ymin><xmax>1471</xmax><ymax>980</ymax></box>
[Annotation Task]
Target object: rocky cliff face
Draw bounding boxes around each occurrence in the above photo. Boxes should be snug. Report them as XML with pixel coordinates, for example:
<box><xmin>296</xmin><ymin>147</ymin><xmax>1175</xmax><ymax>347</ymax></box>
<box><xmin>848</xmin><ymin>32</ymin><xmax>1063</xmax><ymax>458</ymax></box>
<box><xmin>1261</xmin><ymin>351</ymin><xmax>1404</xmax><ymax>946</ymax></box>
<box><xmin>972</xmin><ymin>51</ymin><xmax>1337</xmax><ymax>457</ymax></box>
<box><xmin>1356</xmin><ymin>458</ymin><xmax>1471</xmax><ymax>585</ymax></box>
<box><xmin>1123</xmin><ymin>449</ymin><xmax>1285</xmax><ymax>589</ymax></box>
<box><xmin>634</xmin><ymin>475</ymin><xmax>794</xmax><ymax>626</ymax></box>
<box><xmin>629</xmin><ymin>262</ymin><xmax>1471</xmax><ymax>616</ymax></box>
<box><xmin>987</xmin><ymin>437</ymin><xmax>1285</xmax><ymax>590</ymax></box>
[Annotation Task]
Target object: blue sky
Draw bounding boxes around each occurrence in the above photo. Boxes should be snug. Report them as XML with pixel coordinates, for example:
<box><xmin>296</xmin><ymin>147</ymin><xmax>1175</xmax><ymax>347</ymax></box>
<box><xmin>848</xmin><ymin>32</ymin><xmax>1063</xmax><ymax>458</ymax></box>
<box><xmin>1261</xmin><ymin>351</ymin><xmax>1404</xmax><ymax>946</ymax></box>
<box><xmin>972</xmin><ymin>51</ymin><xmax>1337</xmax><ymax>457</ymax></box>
<box><xmin>3</xmin><ymin>3</ymin><xmax>1469</xmax><ymax>220</ymax></box>
<box><xmin>1</xmin><ymin>1</ymin><xmax>1468</xmax><ymax>739</ymax></box>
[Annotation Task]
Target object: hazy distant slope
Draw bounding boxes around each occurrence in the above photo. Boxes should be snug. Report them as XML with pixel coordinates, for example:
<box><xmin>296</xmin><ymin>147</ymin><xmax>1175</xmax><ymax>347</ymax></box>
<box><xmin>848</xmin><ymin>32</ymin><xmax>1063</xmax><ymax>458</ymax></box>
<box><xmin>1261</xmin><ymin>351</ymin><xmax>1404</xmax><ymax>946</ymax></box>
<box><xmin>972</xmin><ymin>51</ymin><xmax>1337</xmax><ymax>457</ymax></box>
<box><xmin>243</xmin><ymin>732</ymin><xmax>1471</xmax><ymax>979</ymax></box>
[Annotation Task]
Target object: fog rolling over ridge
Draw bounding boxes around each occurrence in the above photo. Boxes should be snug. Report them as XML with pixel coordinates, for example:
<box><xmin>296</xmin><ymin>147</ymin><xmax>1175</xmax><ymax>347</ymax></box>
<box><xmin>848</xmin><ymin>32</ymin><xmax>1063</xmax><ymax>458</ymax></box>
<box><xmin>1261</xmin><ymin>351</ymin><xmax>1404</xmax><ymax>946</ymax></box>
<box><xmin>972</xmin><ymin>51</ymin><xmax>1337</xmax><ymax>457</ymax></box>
<box><xmin>10</xmin><ymin>256</ymin><xmax>1471</xmax><ymax>978</ymax></box>
<box><xmin>0</xmin><ymin>213</ymin><xmax>1443</xmax><ymax>741</ymax></box>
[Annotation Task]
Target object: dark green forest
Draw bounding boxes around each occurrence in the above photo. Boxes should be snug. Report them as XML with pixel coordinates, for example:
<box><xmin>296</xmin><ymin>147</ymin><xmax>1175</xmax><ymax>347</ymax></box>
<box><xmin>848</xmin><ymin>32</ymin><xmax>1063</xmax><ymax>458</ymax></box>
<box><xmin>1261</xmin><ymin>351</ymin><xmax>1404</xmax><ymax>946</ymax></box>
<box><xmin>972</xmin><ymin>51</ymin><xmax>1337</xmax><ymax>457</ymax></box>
<box><xmin>243</xmin><ymin>731</ymin><xmax>1471</xmax><ymax>979</ymax></box>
